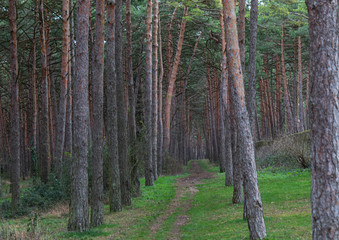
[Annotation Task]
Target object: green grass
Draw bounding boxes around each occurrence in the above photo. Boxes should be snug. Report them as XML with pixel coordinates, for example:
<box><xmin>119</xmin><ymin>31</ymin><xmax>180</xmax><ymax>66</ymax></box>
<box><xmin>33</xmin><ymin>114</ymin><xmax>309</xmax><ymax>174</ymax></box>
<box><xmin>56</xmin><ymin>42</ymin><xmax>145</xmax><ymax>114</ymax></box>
<box><xmin>1</xmin><ymin>160</ymin><xmax>312</xmax><ymax>239</ymax></box>
<box><xmin>182</xmin><ymin>161</ymin><xmax>311</xmax><ymax>240</ymax></box>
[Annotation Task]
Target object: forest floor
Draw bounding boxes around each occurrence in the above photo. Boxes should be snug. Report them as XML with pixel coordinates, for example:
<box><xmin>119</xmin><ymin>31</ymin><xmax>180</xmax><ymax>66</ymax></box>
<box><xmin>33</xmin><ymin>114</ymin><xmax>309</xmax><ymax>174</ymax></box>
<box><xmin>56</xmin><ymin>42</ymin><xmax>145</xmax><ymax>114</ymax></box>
<box><xmin>1</xmin><ymin>160</ymin><xmax>312</xmax><ymax>239</ymax></box>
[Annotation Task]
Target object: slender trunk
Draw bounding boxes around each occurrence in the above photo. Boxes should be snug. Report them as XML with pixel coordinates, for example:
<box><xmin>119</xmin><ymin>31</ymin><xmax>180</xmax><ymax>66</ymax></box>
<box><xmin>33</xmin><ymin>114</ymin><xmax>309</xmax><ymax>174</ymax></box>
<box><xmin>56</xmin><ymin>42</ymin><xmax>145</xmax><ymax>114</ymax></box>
<box><xmin>246</xmin><ymin>0</ymin><xmax>258</xmax><ymax>140</ymax></box>
<box><xmin>32</xmin><ymin>5</ymin><xmax>38</xmax><ymax>150</ymax></box>
<box><xmin>39</xmin><ymin>0</ymin><xmax>50</xmax><ymax>184</ymax></box>
<box><xmin>298</xmin><ymin>36</ymin><xmax>305</xmax><ymax>132</ymax></box>
<box><xmin>116</xmin><ymin>0</ymin><xmax>131</xmax><ymax>206</ymax></box>
<box><xmin>223</xmin><ymin>0</ymin><xmax>266</xmax><ymax>238</ymax></box>
<box><xmin>292</xmin><ymin>38</ymin><xmax>298</xmax><ymax>130</ymax></box>
<box><xmin>165</xmin><ymin>8</ymin><xmax>177</xmax><ymax>84</ymax></box>
<box><xmin>275</xmin><ymin>55</ymin><xmax>282</xmax><ymax>135</ymax></box>
<box><xmin>306</xmin><ymin>0</ymin><xmax>339</xmax><ymax>238</ymax></box>
<box><xmin>106</xmin><ymin>0</ymin><xmax>122</xmax><ymax>212</ymax></box>
<box><xmin>305</xmin><ymin>63</ymin><xmax>310</xmax><ymax>129</ymax></box>
<box><xmin>9</xmin><ymin>0</ymin><xmax>20</xmax><ymax>210</ymax></box>
<box><xmin>145</xmin><ymin>0</ymin><xmax>154</xmax><ymax>186</ymax></box>
<box><xmin>90</xmin><ymin>0</ymin><xmax>105</xmax><ymax>227</ymax></box>
<box><xmin>157</xmin><ymin>15</ymin><xmax>164</xmax><ymax>177</ymax></box>
<box><xmin>152</xmin><ymin>0</ymin><xmax>159</xmax><ymax>181</ymax></box>
<box><xmin>163</xmin><ymin>6</ymin><xmax>188</xmax><ymax>152</ymax></box>
<box><xmin>67</xmin><ymin>0</ymin><xmax>90</xmax><ymax>232</ymax></box>
<box><xmin>281</xmin><ymin>26</ymin><xmax>294</xmax><ymax>134</ymax></box>
<box><xmin>54</xmin><ymin>0</ymin><xmax>70</xmax><ymax>180</ymax></box>
<box><xmin>238</xmin><ymin>0</ymin><xmax>245</xmax><ymax>75</ymax></box>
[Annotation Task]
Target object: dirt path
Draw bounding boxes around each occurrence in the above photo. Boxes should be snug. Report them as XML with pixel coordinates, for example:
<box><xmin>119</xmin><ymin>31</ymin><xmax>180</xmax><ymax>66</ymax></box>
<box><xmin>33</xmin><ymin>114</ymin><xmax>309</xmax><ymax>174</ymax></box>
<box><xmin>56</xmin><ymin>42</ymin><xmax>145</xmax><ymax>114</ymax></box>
<box><xmin>148</xmin><ymin>161</ymin><xmax>214</xmax><ymax>240</ymax></box>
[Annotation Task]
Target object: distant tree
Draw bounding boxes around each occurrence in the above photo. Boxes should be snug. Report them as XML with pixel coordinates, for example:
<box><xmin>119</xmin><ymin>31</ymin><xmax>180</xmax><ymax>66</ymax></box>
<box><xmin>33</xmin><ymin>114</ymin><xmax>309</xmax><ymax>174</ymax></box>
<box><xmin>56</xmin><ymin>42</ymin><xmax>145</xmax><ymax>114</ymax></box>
<box><xmin>68</xmin><ymin>0</ymin><xmax>90</xmax><ymax>232</ymax></box>
<box><xmin>306</xmin><ymin>0</ymin><xmax>339</xmax><ymax>238</ymax></box>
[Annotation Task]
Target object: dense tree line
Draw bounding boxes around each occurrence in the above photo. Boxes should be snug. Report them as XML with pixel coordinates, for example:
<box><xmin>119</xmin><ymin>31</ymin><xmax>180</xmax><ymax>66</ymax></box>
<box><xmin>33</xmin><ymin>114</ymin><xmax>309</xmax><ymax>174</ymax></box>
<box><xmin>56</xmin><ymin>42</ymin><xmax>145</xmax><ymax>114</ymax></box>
<box><xmin>0</xmin><ymin>0</ymin><xmax>337</xmax><ymax>239</ymax></box>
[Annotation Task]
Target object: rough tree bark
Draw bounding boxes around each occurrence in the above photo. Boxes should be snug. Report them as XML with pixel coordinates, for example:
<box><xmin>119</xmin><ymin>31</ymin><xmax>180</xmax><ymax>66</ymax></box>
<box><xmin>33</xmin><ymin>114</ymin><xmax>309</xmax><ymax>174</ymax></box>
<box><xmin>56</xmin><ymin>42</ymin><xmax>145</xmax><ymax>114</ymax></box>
<box><xmin>145</xmin><ymin>0</ymin><xmax>154</xmax><ymax>186</ymax></box>
<box><xmin>246</xmin><ymin>0</ymin><xmax>258</xmax><ymax>140</ymax></box>
<box><xmin>306</xmin><ymin>0</ymin><xmax>339</xmax><ymax>238</ymax></box>
<box><xmin>223</xmin><ymin>0</ymin><xmax>266</xmax><ymax>238</ymax></box>
<box><xmin>157</xmin><ymin>13</ymin><xmax>164</xmax><ymax>177</ymax></box>
<box><xmin>238</xmin><ymin>0</ymin><xmax>246</xmax><ymax>75</ymax></box>
<box><xmin>68</xmin><ymin>0</ymin><xmax>90</xmax><ymax>232</ymax></box>
<box><xmin>9</xmin><ymin>0</ymin><xmax>20</xmax><ymax>210</ymax></box>
<box><xmin>54</xmin><ymin>0</ymin><xmax>70</xmax><ymax>180</ymax></box>
<box><xmin>163</xmin><ymin>6</ymin><xmax>188</xmax><ymax>152</ymax></box>
<box><xmin>39</xmin><ymin>0</ymin><xmax>50</xmax><ymax>184</ymax></box>
<box><xmin>152</xmin><ymin>0</ymin><xmax>159</xmax><ymax>181</ymax></box>
<box><xmin>116</xmin><ymin>0</ymin><xmax>131</xmax><ymax>206</ymax></box>
<box><xmin>106</xmin><ymin>0</ymin><xmax>122</xmax><ymax>212</ymax></box>
<box><xmin>91</xmin><ymin>0</ymin><xmax>105</xmax><ymax>227</ymax></box>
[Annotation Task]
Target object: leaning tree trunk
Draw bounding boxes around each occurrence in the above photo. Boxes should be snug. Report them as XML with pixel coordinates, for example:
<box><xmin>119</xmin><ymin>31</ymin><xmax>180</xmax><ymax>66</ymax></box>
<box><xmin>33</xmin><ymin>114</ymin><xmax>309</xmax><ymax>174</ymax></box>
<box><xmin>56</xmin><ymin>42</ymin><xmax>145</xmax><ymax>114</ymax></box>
<box><xmin>9</xmin><ymin>0</ymin><xmax>20</xmax><ymax>210</ymax></box>
<box><xmin>306</xmin><ymin>0</ymin><xmax>339</xmax><ymax>238</ymax></box>
<box><xmin>106</xmin><ymin>0</ymin><xmax>122</xmax><ymax>212</ymax></box>
<box><xmin>145</xmin><ymin>0</ymin><xmax>154</xmax><ymax>186</ymax></box>
<box><xmin>222</xmin><ymin>0</ymin><xmax>266</xmax><ymax>239</ymax></box>
<box><xmin>68</xmin><ymin>0</ymin><xmax>90</xmax><ymax>232</ymax></box>
<box><xmin>163</xmin><ymin>6</ymin><xmax>188</xmax><ymax>152</ymax></box>
<box><xmin>90</xmin><ymin>0</ymin><xmax>105</xmax><ymax>227</ymax></box>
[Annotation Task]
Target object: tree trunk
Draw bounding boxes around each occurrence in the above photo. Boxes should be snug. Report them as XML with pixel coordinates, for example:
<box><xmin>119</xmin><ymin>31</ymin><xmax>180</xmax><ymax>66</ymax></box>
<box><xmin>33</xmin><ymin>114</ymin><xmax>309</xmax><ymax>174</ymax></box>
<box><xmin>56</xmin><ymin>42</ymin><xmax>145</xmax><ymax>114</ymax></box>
<box><xmin>157</xmin><ymin>13</ymin><xmax>164</xmax><ymax>177</ymax></box>
<box><xmin>238</xmin><ymin>0</ymin><xmax>246</xmax><ymax>75</ymax></box>
<box><xmin>165</xmin><ymin>8</ymin><xmax>177</xmax><ymax>84</ymax></box>
<box><xmin>145</xmin><ymin>0</ymin><xmax>154</xmax><ymax>186</ymax></box>
<box><xmin>116</xmin><ymin>0</ymin><xmax>131</xmax><ymax>206</ymax></box>
<box><xmin>106</xmin><ymin>0</ymin><xmax>122</xmax><ymax>212</ymax></box>
<box><xmin>223</xmin><ymin>0</ymin><xmax>266</xmax><ymax>238</ymax></box>
<box><xmin>275</xmin><ymin>55</ymin><xmax>282</xmax><ymax>135</ymax></box>
<box><xmin>246</xmin><ymin>0</ymin><xmax>258</xmax><ymax>141</ymax></box>
<box><xmin>54</xmin><ymin>0</ymin><xmax>70</xmax><ymax>180</ymax></box>
<box><xmin>297</xmin><ymin>36</ymin><xmax>305</xmax><ymax>132</ymax></box>
<box><xmin>39</xmin><ymin>0</ymin><xmax>50</xmax><ymax>184</ymax></box>
<box><xmin>9</xmin><ymin>0</ymin><xmax>21</xmax><ymax>210</ymax></box>
<box><xmin>152</xmin><ymin>0</ymin><xmax>159</xmax><ymax>181</ymax></box>
<box><xmin>163</xmin><ymin>6</ymin><xmax>188</xmax><ymax>152</ymax></box>
<box><xmin>306</xmin><ymin>0</ymin><xmax>339</xmax><ymax>238</ymax></box>
<box><xmin>281</xmin><ymin>26</ymin><xmax>294</xmax><ymax>134</ymax></box>
<box><xmin>90</xmin><ymin>0</ymin><xmax>105</xmax><ymax>227</ymax></box>
<box><xmin>67</xmin><ymin>0</ymin><xmax>90</xmax><ymax>232</ymax></box>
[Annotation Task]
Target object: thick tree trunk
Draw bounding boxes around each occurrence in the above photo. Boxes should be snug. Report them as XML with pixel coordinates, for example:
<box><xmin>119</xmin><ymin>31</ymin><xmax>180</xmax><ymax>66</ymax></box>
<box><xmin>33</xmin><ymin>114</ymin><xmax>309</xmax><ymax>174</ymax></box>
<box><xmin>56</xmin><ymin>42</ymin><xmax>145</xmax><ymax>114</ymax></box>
<box><xmin>145</xmin><ymin>0</ymin><xmax>154</xmax><ymax>186</ymax></box>
<box><xmin>306</xmin><ymin>0</ymin><xmax>339</xmax><ymax>238</ymax></box>
<box><xmin>54</xmin><ymin>0</ymin><xmax>70</xmax><ymax>180</ymax></box>
<box><xmin>67</xmin><ymin>0</ymin><xmax>90</xmax><ymax>232</ymax></box>
<box><xmin>152</xmin><ymin>0</ymin><xmax>159</xmax><ymax>181</ymax></box>
<box><xmin>281</xmin><ymin>26</ymin><xmax>294</xmax><ymax>134</ymax></box>
<box><xmin>246</xmin><ymin>0</ymin><xmax>258</xmax><ymax>141</ymax></box>
<box><xmin>39</xmin><ymin>0</ymin><xmax>50</xmax><ymax>184</ymax></box>
<box><xmin>165</xmin><ymin>8</ymin><xmax>177</xmax><ymax>84</ymax></box>
<box><xmin>163</xmin><ymin>6</ymin><xmax>188</xmax><ymax>152</ymax></box>
<box><xmin>106</xmin><ymin>0</ymin><xmax>122</xmax><ymax>212</ymax></box>
<box><xmin>9</xmin><ymin>0</ymin><xmax>20</xmax><ymax>210</ymax></box>
<box><xmin>238</xmin><ymin>0</ymin><xmax>246</xmax><ymax>75</ymax></box>
<box><xmin>223</xmin><ymin>0</ymin><xmax>266</xmax><ymax>238</ymax></box>
<box><xmin>90</xmin><ymin>0</ymin><xmax>105</xmax><ymax>227</ymax></box>
<box><xmin>116</xmin><ymin>0</ymin><xmax>131</xmax><ymax>206</ymax></box>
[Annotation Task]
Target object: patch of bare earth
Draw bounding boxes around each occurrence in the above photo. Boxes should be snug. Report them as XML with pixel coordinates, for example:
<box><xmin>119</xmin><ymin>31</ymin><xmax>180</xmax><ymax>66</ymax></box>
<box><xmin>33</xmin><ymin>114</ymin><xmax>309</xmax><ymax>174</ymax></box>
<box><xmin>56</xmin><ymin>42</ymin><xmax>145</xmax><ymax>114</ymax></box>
<box><xmin>149</xmin><ymin>161</ymin><xmax>214</xmax><ymax>240</ymax></box>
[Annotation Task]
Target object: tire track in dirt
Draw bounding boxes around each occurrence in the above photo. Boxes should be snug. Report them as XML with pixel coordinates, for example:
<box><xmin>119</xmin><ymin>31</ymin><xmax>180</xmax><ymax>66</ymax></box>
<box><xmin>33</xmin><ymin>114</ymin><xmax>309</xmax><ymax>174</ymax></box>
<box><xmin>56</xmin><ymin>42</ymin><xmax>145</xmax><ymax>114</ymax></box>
<box><xmin>148</xmin><ymin>161</ymin><xmax>214</xmax><ymax>240</ymax></box>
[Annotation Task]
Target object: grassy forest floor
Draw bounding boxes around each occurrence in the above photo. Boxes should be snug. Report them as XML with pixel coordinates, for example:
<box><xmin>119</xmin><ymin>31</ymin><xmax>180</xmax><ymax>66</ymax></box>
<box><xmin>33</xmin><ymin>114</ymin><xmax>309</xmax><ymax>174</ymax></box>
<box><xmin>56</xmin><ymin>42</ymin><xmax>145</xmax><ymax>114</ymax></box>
<box><xmin>1</xmin><ymin>159</ymin><xmax>311</xmax><ymax>239</ymax></box>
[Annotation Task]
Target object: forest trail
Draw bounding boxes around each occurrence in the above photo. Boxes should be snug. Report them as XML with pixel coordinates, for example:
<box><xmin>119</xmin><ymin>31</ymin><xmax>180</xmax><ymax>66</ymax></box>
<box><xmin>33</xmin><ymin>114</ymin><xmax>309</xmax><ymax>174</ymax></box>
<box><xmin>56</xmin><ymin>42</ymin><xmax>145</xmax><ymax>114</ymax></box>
<box><xmin>148</xmin><ymin>161</ymin><xmax>214</xmax><ymax>239</ymax></box>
